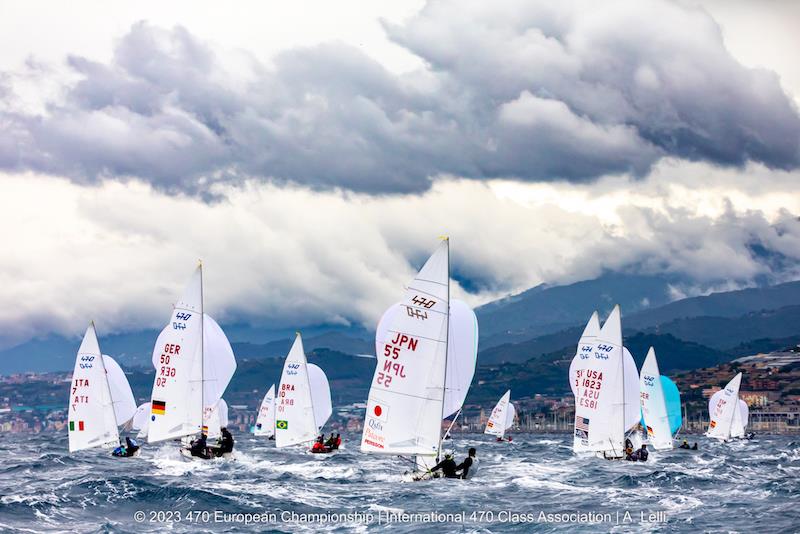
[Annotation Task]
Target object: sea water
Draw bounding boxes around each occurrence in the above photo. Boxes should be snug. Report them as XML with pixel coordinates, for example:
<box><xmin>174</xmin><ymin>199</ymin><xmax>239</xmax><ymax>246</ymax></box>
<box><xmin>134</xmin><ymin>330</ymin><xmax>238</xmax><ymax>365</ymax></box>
<box><xmin>1</xmin><ymin>433</ymin><xmax>797</xmax><ymax>532</ymax></box>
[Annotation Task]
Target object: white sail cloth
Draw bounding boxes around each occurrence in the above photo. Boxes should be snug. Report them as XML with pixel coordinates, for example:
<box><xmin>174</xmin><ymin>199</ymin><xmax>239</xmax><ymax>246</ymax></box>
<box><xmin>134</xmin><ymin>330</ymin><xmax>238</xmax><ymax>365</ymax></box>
<box><xmin>275</xmin><ymin>334</ymin><xmax>332</xmax><ymax>447</ymax></box>
<box><xmin>639</xmin><ymin>347</ymin><xmax>673</xmax><ymax>450</ymax></box>
<box><xmin>308</xmin><ymin>364</ymin><xmax>332</xmax><ymax>431</ymax></box>
<box><xmin>254</xmin><ymin>384</ymin><xmax>276</xmax><ymax>437</ymax></box>
<box><xmin>571</xmin><ymin>305</ymin><xmax>635</xmax><ymax>456</ymax></box>
<box><xmin>375</xmin><ymin>298</ymin><xmax>478</xmax><ymax>419</ymax></box>
<box><xmin>484</xmin><ymin>390</ymin><xmax>512</xmax><ymax>437</ymax></box>
<box><xmin>361</xmin><ymin>240</ymin><xmax>450</xmax><ymax>458</ymax></box>
<box><xmin>707</xmin><ymin>373</ymin><xmax>747</xmax><ymax>440</ymax></box>
<box><xmin>102</xmin><ymin>355</ymin><xmax>137</xmax><ymax>426</ymax></box>
<box><xmin>203</xmin><ymin>398</ymin><xmax>229</xmax><ymax>440</ymax></box>
<box><xmin>68</xmin><ymin>325</ymin><xmax>120</xmax><ymax>452</ymax></box>
<box><xmin>132</xmin><ymin>402</ymin><xmax>151</xmax><ymax>438</ymax></box>
<box><xmin>147</xmin><ymin>266</ymin><xmax>237</xmax><ymax>443</ymax></box>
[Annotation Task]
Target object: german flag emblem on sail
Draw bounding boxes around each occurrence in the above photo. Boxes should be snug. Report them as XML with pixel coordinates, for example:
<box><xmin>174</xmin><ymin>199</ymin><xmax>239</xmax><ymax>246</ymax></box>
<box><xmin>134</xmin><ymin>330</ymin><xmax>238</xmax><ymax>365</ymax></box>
<box><xmin>646</xmin><ymin>425</ymin><xmax>654</xmax><ymax>436</ymax></box>
<box><xmin>151</xmin><ymin>400</ymin><xmax>166</xmax><ymax>415</ymax></box>
<box><xmin>201</xmin><ymin>425</ymin><xmax>209</xmax><ymax>435</ymax></box>
<box><xmin>276</xmin><ymin>420</ymin><xmax>288</xmax><ymax>430</ymax></box>
<box><xmin>69</xmin><ymin>421</ymin><xmax>84</xmax><ymax>431</ymax></box>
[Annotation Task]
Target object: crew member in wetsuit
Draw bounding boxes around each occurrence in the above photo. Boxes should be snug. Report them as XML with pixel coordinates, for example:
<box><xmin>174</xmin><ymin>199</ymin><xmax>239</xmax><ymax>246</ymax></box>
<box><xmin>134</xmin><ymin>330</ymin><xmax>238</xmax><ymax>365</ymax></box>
<box><xmin>333</xmin><ymin>433</ymin><xmax>342</xmax><ymax>450</ymax></box>
<box><xmin>324</xmin><ymin>433</ymin><xmax>335</xmax><ymax>448</ymax></box>
<box><xmin>637</xmin><ymin>444</ymin><xmax>649</xmax><ymax>462</ymax></box>
<box><xmin>457</xmin><ymin>448</ymin><xmax>477</xmax><ymax>479</ymax></box>
<box><xmin>311</xmin><ymin>435</ymin><xmax>327</xmax><ymax>452</ymax></box>
<box><xmin>680</xmin><ymin>439</ymin><xmax>691</xmax><ymax>449</ymax></box>
<box><xmin>211</xmin><ymin>427</ymin><xmax>234</xmax><ymax>457</ymax></box>
<box><xmin>190</xmin><ymin>434</ymin><xmax>210</xmax><ymax>459</ymax></box>
<box><xmin>124</xmin><ymin>436</ymin><xmax>140</xmax><ymax>456</ymax></box>
<box><xmin>430</xmin><ymin>454</ymin><xmax>459</xmax><ymax>478</ymax></box>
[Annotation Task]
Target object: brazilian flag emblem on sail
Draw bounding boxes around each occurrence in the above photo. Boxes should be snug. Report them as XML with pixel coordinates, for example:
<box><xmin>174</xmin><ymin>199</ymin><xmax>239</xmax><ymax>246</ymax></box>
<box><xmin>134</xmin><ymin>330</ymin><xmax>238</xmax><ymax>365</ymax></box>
<box><xmin>276</xmin><ymin>420</ymin><xmax>288</xmax><ymax>430</ymax></box>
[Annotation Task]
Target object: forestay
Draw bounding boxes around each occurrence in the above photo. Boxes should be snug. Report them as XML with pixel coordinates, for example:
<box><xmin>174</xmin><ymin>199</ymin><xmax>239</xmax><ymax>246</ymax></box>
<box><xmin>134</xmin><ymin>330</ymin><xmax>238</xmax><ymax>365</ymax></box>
<box><xmin>254</xmin><ymin>384</ymin><xmax>276</xmax><ymax>437</ymax></box>
<box><xmin>361</xmin><ymin>240</ymin><xmax>450</xmax><ymax>458</ymax></box>
<box><xmin>102</xmin><ymin>355</ymin><xmax>137</xmax><ymax>426</ymax></box>
<box><xmin>68</xmin><ymin>324</ymin><xmax>119</xmax><ymax>452</ymax></box>
<box><xmin>275</xmin><ymin>334</ymin><xmax>319</xmax><ymax>448</ymax></box>
<box><xmin>484</xmin><ymin>390</ymin><xmax>511</xmax><ymax>437</ymax></box>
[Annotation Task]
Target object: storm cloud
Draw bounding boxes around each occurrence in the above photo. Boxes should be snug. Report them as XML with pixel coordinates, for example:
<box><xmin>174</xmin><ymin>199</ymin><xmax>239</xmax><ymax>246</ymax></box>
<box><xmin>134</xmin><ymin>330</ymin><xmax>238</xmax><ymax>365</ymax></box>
<box><xmin>0</xmin><ymin>0</ymin><xmax>798</xmax><ymax>194</ymax></box>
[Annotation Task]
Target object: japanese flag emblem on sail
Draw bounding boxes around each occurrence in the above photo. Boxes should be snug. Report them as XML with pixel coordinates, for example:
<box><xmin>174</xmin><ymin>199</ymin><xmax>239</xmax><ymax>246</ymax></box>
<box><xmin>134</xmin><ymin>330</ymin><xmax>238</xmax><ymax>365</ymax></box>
<box><xmin>369</xmin><ymin>402</ymin><xmax>388</xmax><ymax>422</ymax></box>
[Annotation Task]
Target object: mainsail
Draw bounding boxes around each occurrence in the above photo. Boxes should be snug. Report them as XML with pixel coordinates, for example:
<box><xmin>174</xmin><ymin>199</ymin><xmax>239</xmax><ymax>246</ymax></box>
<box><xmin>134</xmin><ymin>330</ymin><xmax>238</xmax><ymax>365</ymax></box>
<box><xmin>639</xmin><ymin>347</ymin><xmax>674</xmax><ymax>450</ymax></box>
<box><xmin>68</xmin><ymin>324</ymin><xmax>121</xmax><ymax>452</ymax></box>
<box><xmin>147</xmin><ymin>265</ymin><xmax>237</xmax><ymax>444</ymax></box>
<box><xmin>131</xmin><ymin>402</ymin><xmax>151</xmax><ymax>439</ymax></box>
<box><xmin>361</xmin><ymin>239</ymin><xmax>451</xmax><ymax>463</ymax></box>
<box><xmin>374</xmin><ymin>298</ymin><xmax>478</xmax><ymax>419</ymax></box>
<box><xmin>254</xmin><ymin>384</ymin><xmax>276</xmax><ymax>437</ymax></box>
<box><xmin>275</xmin><ymin>333</ymin><xmax>332</xmax><ymax>447</ymax></box>
<box><xmin>484</xmin><ymin>390</ymin><xmax>513</xmax><ymax>438</ymax></box>
<box><xmin>571</xmin><ymin>305</ymin><xmax>634</xmax><ymax>457</ymax></box>
<box><xmin>102</xmin><ymin>354</ymin><xmax>137</xmax><ymax>426</ymax></box>
<box><xmin>706</xmin><ymin>373</ymin><xmax>747</xmax><ymax>441</ymax></box>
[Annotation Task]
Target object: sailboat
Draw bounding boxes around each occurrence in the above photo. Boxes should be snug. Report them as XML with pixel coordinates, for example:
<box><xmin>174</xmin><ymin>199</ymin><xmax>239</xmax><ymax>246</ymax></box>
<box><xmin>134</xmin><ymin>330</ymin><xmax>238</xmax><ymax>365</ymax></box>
<box><xmin>361</xmin><ymin>238</ymin><xmax>479</xmax><ymax>479</ymax></box>
<box><xmin>569</xmin><ymin>306</ymin><xmax>640</xmax><ymax>458</ymax></box>
<box><xmin>145</xmin><ymin>264</ymin><xmax>237</xmax><ymax>460</ymax></box>
<box><xmin>484</xmin><ymin>390</ymin><xmax>515</xmax><ymax>442</ymax></box>
<box><xmin>639</xmin><ymin>347</ymin><xmax>682</xmax><ymax>450</ymax></box>
<box><xmin>254</xmin><ymin>384</ymin><xmax>276</xmax><ymax>439</ymax></box>
<box><xmin>706</xmin><ymin>372</ymin><xmax>749</xmax><ymax>441</ymax></box>
<box><xmin>68</xmin><ymin>323</ymin><xmax>137</xmax><ymax>455</ymax></box>
<box><xmin>274</xmin><ymin>333</ymin><xmax>333</xmax><ymax>451</ymax></box>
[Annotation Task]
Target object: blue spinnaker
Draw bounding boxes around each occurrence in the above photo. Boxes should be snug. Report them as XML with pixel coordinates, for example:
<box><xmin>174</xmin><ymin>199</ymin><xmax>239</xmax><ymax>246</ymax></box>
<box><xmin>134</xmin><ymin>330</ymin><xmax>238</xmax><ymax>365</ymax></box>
<box><xmin>662</xmin><ymin>376</ymin><xmax>682</xmax><ymax>435</ymax></box>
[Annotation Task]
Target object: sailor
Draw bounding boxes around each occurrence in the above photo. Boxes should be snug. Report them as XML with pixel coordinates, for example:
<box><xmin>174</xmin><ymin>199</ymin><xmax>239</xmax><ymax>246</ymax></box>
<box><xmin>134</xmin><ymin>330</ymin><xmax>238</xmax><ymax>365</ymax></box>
<box><xmin>457</xmin><ymin>448</ymin><xmax>477</xmax><ymax>479</ymax></box>
<box><xmin>430</xmin><ymin>453</ymin><xmax>459</xmax><ymax>478</ymax></box>
<box><xmin>333</xmin><ymin>433</ymin><xmax>342</xmax><ymax>450</ymax></box>
<box><xmin>311</xmin><ymin>435</ymin><xmax>327</xmax><ymax>452</ymax></box>
<box><xmin>190</xmin><ymin>433</ymin><xmax>210</xmax><ymax>459</ymax></box>
<box><xmin>637</xmin><ymin>444</ymin><xmax>649</xmax><ymax>462</ymax></box>
<box><xmin>124</xmin><ymin>436</ymin><xmax>140</xmax><ymax>456</ymax></box>
<box><xmin>692</xmin><ymin>443</ymin><xmax>698</xmax><ymax>450</ymax></box>
<box><xmin>679</xmin><ymin>439</ymin><xmax>691</xmax><ymax>449</ymax></box>
<box><xmin>625</xmin><ymin>445</ymin><xmax>635</xmax><ymax>460</ymax></box>
<box><xmin>324</xmin><ymin>433</ymin><xmax>336</xmax><ymax>448</ymax></box>
<box><xmin>212</xmin><ymin>427</ymin><xmax>234</xmax><ymax>456</ymax></box>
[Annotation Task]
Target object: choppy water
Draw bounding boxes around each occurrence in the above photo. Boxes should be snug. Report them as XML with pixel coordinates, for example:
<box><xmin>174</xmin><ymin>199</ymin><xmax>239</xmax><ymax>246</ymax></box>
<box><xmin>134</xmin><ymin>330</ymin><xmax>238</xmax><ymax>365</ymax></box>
<box><xmin>1</xmin><ymin>433</ymin><xmax>798</xmax><ymax>533</ymax></box>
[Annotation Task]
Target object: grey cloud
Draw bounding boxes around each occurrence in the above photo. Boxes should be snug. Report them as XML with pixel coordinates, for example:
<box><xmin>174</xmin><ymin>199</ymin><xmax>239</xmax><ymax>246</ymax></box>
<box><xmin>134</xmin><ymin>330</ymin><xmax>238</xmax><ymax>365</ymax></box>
<box><xmin>1</xmin><ymin>0</ymin><xmax>799</xmax><ymax>194</ymax></box>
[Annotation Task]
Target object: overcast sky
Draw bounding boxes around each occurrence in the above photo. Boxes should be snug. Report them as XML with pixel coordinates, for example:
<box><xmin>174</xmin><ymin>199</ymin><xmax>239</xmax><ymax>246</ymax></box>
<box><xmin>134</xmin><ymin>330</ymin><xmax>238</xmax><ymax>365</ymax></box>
<box><xmin>0</xmin><ymin>0</ymin><xmax>798</xmax><ymax>347</ymax></box>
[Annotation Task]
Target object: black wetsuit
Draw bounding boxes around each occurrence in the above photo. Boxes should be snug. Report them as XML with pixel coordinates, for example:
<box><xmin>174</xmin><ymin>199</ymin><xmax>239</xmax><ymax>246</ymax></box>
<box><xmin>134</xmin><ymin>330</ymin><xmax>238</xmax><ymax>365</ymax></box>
<box><xmin>125</xmin><ymin>437</ymin><xmax>140</xmax><ymax>455</ymax></box>
<box><xmin>431</xmin><ymin>458</ymin><xmax>459</xmax><ymax>478</ymax></box>
<box><xmin>679</xmin><ymin>443</ymin><xmax>691</xmax><ymax>449</ymax></box>
<box><xmin>212</xmin><ymin>429</ymin><xmax>234</xmax><ymax>456</ymax></box>
<box><xmin>190</xmin><ymin>436</ymin><xmax>210</xmax><ymax>459</ymax></box>
<box><xmin>638</xmin><ymin>448</ymin><xmax>649</xmax><ymax>462</ymax></box>
<box><xmin>457</xmin><ymin>456</ymin><xmax>474</xmax><ymax>479</ymax></box>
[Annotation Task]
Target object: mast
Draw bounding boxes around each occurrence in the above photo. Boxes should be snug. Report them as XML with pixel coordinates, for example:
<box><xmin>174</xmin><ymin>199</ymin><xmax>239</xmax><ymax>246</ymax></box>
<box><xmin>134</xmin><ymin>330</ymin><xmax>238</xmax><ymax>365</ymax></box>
<box><xmin>199</xmin><ymin>260</ymin><xmax>205</xmax><ymax>434</ymax></box>
<box><xmin>95</xmin><ymin>321</ymin><xmax>120</xmax><ymax>432</ymax></box>
<box><xmin>300</xmin><ymin>332</ymin><xmax>317</xmax><ymax>440</ymax></box>
<box><xmin>437</xmin><ymin>237</ymin><xmax>451</xmax><ymax>460</ymax></box>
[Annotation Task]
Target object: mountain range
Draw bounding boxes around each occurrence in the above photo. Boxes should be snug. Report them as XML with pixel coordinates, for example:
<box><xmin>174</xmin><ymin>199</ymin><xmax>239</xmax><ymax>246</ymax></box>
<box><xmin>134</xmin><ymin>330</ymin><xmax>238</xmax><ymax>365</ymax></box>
<box><xmin>3</xmin><ymin>273</ymin><xmax>800</xmax><ymax>400</ymax></box>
